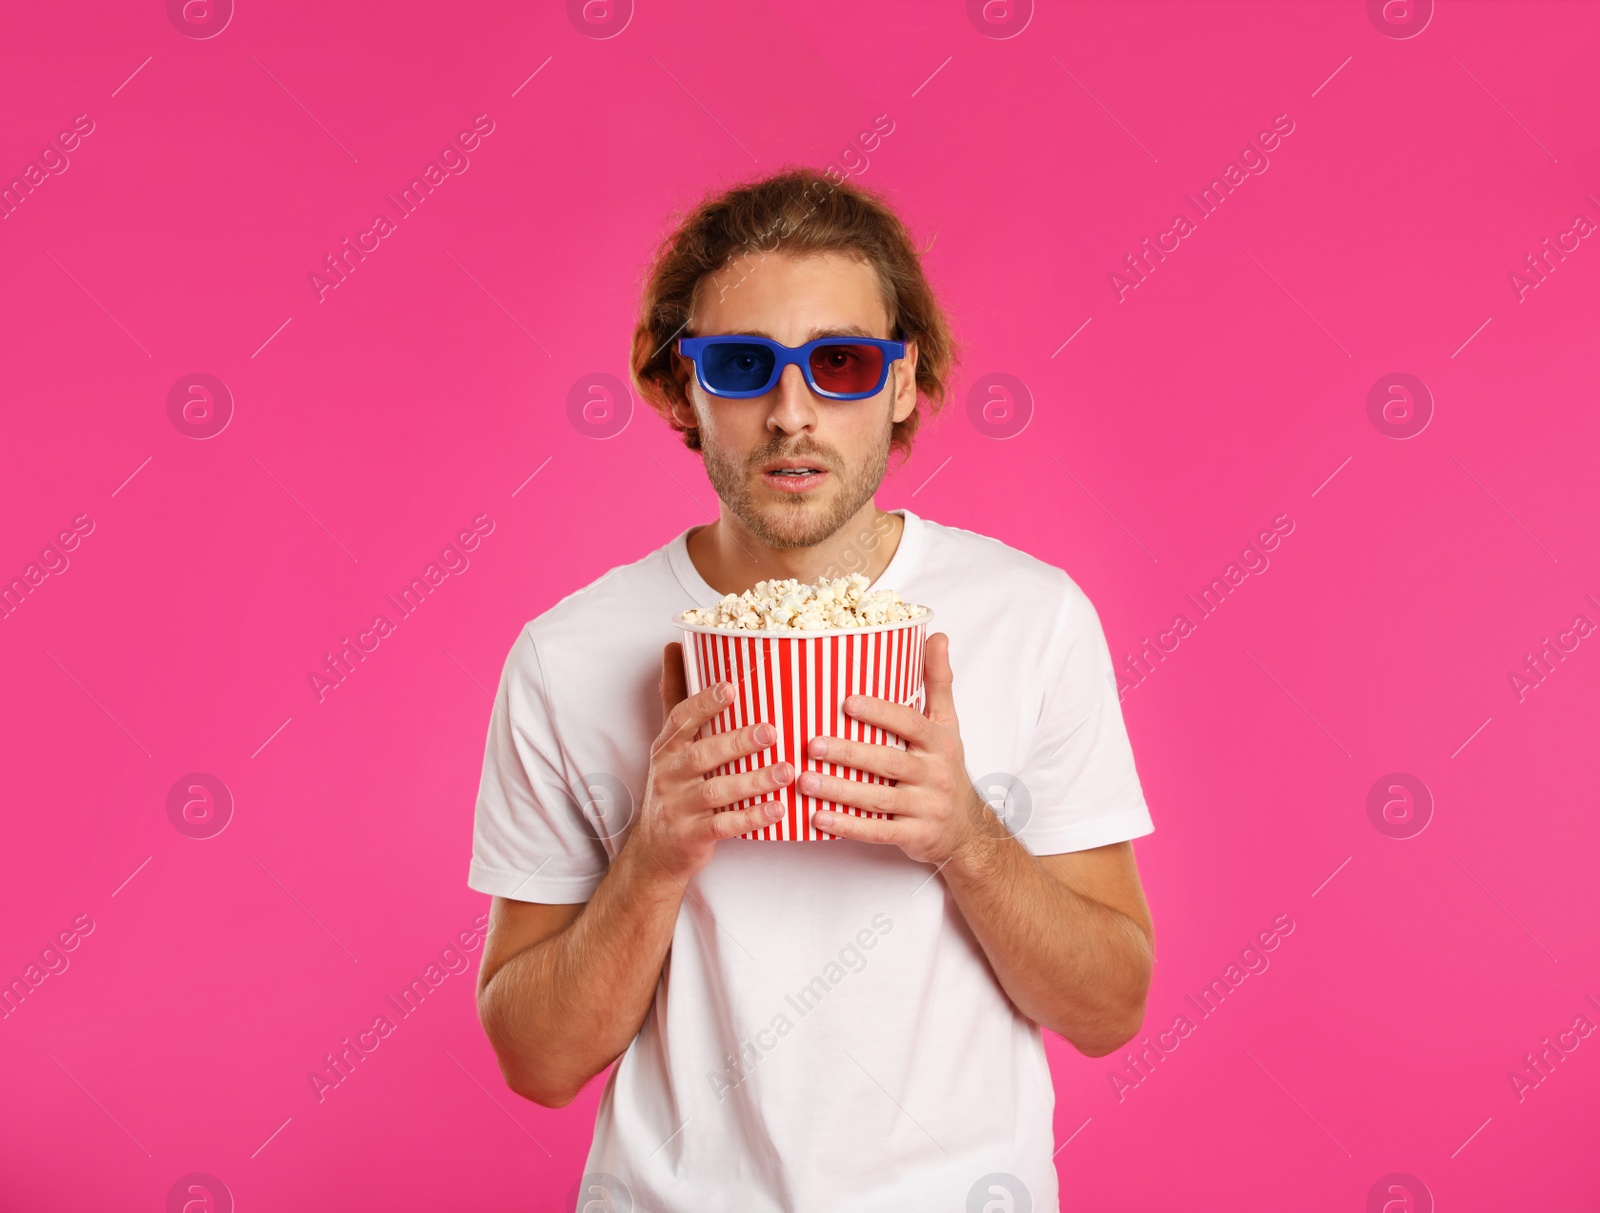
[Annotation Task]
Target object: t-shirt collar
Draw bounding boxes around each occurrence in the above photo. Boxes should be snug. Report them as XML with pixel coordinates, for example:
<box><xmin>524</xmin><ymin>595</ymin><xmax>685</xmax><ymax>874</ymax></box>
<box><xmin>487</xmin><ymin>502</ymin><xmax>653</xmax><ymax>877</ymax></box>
<box><xmin>668</xmin><ymin>507</ymin><xmax>924</xmax><ymax>607</ymax></box>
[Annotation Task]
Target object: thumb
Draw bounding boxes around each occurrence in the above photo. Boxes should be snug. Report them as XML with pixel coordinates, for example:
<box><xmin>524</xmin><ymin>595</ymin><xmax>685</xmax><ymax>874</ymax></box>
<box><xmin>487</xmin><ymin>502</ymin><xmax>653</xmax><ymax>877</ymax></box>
<box><xmin>660</xmin><ymin>641</ymin><xmax>689</xmax><ymax>723</ymax></box>
<box><xmin>922</xmin><ymin>632</ymin><xmax>958</xmax><ymax>725</ymax></box>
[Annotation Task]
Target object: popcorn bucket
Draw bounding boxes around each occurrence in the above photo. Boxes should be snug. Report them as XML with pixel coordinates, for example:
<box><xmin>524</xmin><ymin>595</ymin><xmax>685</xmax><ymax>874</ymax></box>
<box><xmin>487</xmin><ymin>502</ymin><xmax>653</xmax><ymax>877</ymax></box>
<box><xmin>673</xmin><ymin>612</ymin><xmax>934</xmax><ymax>840</ymax></box>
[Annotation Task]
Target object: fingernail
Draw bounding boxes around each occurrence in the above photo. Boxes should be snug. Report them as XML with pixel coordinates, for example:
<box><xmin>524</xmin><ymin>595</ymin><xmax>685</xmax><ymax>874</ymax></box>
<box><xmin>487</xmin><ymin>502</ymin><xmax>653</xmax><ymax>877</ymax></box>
<box><xmin>756</xmin><ymin>723</ymin><xmax>775</xmax><ymax>744</ymax></box>
<box><xmin>773</xmin><ymin>764</ymin><xmax>792</xmax><ymax>784</ymax></box>
<box><xmin>766</xmin><ymin>802</ymin><xmax>783</xmax><ymax>819</ymax></box>
<box><xmin>810</xmin><ymin>737</ymin><xmax>828</xmax><ymax>758</ymax></box>
<box><xmin>717</xmin><ymin>683</ymin><xmax>733</xmax><ymax>702</ymax></box>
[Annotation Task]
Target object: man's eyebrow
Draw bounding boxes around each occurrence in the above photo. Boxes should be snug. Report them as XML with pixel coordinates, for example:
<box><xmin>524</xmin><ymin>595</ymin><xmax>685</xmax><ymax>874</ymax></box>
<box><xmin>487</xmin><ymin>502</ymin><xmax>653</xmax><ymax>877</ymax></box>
<box><xmin>717</xmin><ymin>325</ymin><xmax>883</xmax><ymax>341</ymax></box>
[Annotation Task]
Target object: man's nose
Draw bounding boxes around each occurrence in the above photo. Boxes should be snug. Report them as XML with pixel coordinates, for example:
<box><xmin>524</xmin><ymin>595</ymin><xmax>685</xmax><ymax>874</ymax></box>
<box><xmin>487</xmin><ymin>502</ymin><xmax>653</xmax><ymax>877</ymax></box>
<box><xmin>766</xmin><ymin>362</ymin><xmax>819</xmax><ymax>434</ymax></box>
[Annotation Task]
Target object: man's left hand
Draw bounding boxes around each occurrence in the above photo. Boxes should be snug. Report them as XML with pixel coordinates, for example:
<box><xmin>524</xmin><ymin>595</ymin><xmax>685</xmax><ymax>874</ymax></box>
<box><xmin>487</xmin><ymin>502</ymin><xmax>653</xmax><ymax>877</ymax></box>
<box><xmin>799</xmin><ymin>631</ymin><xmax>997</xmax><ymax>867</ymax></box>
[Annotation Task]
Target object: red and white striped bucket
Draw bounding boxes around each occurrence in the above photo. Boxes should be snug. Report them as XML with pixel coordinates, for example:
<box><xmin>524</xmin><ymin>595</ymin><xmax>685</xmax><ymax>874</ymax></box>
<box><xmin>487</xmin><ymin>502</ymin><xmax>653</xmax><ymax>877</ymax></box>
<box><xmin>674</xmin><ymin>612</ymin><xmax>933</xmax><ymax>840</ymax></box>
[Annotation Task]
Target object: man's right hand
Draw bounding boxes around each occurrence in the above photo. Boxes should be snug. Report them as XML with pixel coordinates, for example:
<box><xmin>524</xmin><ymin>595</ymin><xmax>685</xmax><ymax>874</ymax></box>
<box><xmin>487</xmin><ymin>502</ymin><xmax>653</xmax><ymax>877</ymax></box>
<box><xmin>623</xmin><ymin>641</ymin><xmax>794</xmax><ymax>883</ymax></box>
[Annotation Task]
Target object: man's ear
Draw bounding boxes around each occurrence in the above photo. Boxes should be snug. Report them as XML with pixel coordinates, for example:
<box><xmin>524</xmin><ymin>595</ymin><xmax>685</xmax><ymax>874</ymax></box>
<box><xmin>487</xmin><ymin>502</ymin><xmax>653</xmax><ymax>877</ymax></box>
<box><xmin>666</xmin><ymin>352</ymin><xmax>699</xmax><ymax>430</ymax></box>
<box><xmin>891</xmin><ymin>338</ymin><xmax>919</xmax><ymax>424</ymax></box>
<box><xmin>631</xmin><ymin>327</ymin><xmax>698</xmax><ymax>427</ymax></box>
<box><xmin>669</xmin><ymin>398</ymin><xmax>697</xmax><ymax>432</ymax></box>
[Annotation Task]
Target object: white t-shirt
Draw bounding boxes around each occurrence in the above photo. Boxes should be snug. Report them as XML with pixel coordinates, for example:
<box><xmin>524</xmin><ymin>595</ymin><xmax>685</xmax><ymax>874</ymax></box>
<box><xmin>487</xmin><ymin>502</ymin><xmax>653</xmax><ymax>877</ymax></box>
<box><xmin>468</xmin><ymin>509</ymin><xmax>1154</xmax><ymax>1213</ymax></box>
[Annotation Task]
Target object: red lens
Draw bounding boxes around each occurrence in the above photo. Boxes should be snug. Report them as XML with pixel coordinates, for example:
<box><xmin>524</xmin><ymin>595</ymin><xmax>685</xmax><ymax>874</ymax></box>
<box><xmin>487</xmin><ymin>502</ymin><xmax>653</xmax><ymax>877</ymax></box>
<box><xmin>808</xmin><ymin>343</ymin><xmax>884</xmax><ymax>396</ymax></box>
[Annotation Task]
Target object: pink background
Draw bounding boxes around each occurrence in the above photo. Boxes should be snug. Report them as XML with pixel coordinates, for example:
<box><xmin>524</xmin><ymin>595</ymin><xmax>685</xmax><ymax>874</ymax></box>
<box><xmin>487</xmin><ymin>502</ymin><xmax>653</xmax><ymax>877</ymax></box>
<box><xmin>2</xmin><ymin>1</ymin><xmax>1597</xmax><ymax>1209</ymax></box>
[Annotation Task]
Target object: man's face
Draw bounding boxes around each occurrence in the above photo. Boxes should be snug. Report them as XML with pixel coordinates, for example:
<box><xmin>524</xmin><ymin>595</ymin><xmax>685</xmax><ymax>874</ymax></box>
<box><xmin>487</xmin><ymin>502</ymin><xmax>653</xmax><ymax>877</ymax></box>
<box><xmin>672</xmin><ymin>250</ymin><xmax>918</xmax><ymax>550</ymax></box>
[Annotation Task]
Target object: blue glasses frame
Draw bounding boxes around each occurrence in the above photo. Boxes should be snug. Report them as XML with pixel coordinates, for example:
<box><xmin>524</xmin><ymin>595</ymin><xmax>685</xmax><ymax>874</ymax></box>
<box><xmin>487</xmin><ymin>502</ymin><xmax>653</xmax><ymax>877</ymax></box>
<box><xmin>676</xmin><ymin>335</ymin><xmax>906</xmax><ymax>401</ymax></box>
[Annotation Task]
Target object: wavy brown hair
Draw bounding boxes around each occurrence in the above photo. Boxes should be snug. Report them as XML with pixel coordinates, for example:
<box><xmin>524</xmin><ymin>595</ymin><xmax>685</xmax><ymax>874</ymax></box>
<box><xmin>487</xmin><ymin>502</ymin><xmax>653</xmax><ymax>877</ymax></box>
<box><xmin>630</xmin><ymin>166</ymin><xmax>959</xmax><ymax>464</ymax></box>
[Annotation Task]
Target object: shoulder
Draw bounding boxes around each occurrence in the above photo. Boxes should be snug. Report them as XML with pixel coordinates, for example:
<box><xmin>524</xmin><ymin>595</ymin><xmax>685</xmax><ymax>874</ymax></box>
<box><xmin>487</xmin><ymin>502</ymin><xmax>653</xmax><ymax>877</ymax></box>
<box><xmin>523</xmin><ymin>542</ymin><xmax>678</xmax><ymax>643</ymax></box>
<box><xmin>496</xmin><ymin>540</ymin><xmax>680</xmax><ymax>702</ymax></box>
<box><xmin>915</xmin><ymin>516</ymin><xmax>1096</xmax><ymax>623</ymax></box>
<box><xmin>908</xmin><ymin>517</ymin><xmax>1117</xmax><ymax>688</ymax></box>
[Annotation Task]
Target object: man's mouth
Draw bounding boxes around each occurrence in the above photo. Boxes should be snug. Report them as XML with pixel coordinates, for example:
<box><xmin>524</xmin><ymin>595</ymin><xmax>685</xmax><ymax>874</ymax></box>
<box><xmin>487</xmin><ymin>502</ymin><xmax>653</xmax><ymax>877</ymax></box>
<box><xmin>759</xmin><ymin>461</ymin><xmax>829</xmax><ymax>493</ymax></box>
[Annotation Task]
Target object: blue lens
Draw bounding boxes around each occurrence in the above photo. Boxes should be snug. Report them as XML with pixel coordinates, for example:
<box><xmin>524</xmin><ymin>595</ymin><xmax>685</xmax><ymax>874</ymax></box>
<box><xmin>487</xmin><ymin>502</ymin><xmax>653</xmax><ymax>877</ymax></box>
<box><xmin>702</xmin><ymin>341</ymin><xmax>776</xmax><ymax>394</ymax></box>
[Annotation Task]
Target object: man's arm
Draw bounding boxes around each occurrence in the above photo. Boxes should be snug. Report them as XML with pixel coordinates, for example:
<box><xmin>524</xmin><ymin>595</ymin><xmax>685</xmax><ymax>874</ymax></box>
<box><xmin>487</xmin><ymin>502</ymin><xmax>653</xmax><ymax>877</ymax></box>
<box><xmin>475</xmin><ymin>645</ymin><xmax>797</xmax><ymax>1107</ymax></box>
<box><xmin>937</xmin><ymin>838</ymin><xmax>1153</xmax><ymax>1056</ymax></box>
<box><xmin>476</xmin><ymin>855</ymin><xmax>686</xmax><ymax>1107</ymax></box>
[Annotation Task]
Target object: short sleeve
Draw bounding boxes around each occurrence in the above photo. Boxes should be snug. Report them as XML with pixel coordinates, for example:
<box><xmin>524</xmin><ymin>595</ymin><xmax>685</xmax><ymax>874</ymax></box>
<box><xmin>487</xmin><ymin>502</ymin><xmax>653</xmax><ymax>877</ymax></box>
<box><xmin>467</xmin><ymin>624</ymin><xmax>609</xmax><ymax>903</ymax></box>
<box><xmin>1010</xmin><ymin>576</ymin><xmax>1154</xmax><ymax>855</ymax></box>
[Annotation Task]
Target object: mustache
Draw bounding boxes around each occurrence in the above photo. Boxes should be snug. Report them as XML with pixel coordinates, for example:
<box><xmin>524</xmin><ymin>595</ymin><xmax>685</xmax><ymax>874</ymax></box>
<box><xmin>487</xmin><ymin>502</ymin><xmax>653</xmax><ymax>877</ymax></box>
<box><xmin>750</xmin><ymin>442</ymin><xmax>836</xmax><ymax>470</ymax></box>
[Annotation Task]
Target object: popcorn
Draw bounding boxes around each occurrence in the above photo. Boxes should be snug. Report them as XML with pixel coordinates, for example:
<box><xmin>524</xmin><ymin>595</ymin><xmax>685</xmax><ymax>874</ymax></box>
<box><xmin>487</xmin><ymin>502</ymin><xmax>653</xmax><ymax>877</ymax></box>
<box><xmin>680</xmin><ymin>573</ymin><xmax>926</xmax><ymax>631</ymax></box>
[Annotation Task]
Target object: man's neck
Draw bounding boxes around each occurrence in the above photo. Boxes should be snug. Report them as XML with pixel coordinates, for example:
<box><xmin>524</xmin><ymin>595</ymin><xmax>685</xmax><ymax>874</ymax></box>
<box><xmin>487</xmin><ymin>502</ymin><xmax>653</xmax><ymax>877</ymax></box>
<box><xmin>686</xmin><ymin>505</ymin><xmax>905</xmax><ymax>596</ymax></box>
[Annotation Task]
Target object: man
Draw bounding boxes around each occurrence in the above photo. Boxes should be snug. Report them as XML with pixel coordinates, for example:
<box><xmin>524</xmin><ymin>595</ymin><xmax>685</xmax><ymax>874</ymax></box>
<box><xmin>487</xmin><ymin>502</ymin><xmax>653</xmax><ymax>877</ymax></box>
<box><xmin>468</xmin><ymin>168</ymin><xmax>1155</xmax><ymax>1212</ymax></box>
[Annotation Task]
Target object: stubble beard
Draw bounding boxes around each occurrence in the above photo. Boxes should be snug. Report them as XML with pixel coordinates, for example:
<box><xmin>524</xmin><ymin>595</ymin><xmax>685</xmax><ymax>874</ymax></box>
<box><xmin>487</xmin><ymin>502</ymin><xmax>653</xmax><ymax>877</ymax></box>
<box><xmin>700</xmin><ymin>419</ymin><xmax>892</xmax><ymax>551</ymax></box>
